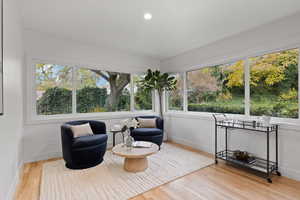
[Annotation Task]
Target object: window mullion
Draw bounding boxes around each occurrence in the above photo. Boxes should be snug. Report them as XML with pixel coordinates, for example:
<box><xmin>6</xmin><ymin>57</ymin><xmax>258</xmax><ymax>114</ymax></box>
<box><xmin>152</xmin><ymin>90</ymin><xmax>156</xmax><ymax>112</ymax></box>
<box><xmin>165</xmin><ymin>90</ymin><xmax>169</xmax><ymax>112</ymax></box>
<box><xmin>130</xmin><ymin>74</ymin><xmax>134</xmax><ymax>112</ymax></box>
<box><xmin>245</xmin><ymin>58</ymin><xmax>250</xmax><ymax>117</ymax></box>
<box><xmin>32</xmin><ymin>62</ymin><xmax>38</xmax><ymax>117</ymax></box>
<box><xmin>183</xmin><ymin>72</ymin><xmax>188</xmax><ymax>112</ymax></box>
<box><xmin>72</xmin><ymin>66</ymin><xmax>77</xmax><ymax>114</ymax></box>
<box><xmin>298</xmin><ymin>48</ymin><xmax>300</xmax><ymax>119</ymax></box>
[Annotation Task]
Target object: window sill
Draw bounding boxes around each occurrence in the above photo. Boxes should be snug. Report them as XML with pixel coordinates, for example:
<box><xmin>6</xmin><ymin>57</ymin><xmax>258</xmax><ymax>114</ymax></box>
<box><xmin>25</xmin><ymin>111</ymin><xmax>157</xmax><ymax>125</ymax></box>
<box><xmin>164</xmin><ymin>111</ymin><xmax>300</xmax><ymax>131</ymax></box>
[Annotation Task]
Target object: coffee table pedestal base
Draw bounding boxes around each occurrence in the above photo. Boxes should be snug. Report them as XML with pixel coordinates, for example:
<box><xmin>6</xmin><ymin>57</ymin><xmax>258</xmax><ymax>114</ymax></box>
<box><xmin>124</xmin><ymin>157</ymin><xmax>148</xmax><ymax>172</ymax></box>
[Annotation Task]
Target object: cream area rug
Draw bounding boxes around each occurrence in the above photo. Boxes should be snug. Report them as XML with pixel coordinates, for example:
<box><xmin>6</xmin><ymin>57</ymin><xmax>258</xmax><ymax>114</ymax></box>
<box><xmin>40</xmin><ymin>143</ymin><xmax>214</xmax><ymax>200</ymax></box>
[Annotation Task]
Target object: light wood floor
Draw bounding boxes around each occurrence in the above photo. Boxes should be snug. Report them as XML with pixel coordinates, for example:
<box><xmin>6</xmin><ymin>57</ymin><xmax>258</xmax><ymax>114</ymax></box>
<box><xmin>15</xmin><ymin>142</ymin><xmax>300</xmax><ymax>200</ymax></box>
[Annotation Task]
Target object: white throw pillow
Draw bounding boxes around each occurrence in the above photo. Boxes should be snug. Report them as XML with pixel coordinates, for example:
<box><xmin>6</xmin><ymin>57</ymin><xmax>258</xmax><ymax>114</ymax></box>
<box><xmin>137</xmin><ymin>118</ymin><xmax>156</xmax><ymax>128</ymax></box>
<box><xmin>70</xmin><ymin>123</ymin><xmax>94</xmax><ymax>138</ymax></box>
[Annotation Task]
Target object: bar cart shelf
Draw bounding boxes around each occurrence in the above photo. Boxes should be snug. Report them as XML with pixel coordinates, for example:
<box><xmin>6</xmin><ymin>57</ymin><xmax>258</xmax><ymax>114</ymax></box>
<box><xmin>213</xmin><ymin>114</ymin><xmax>281</xmax><ymax>183</ymax></box>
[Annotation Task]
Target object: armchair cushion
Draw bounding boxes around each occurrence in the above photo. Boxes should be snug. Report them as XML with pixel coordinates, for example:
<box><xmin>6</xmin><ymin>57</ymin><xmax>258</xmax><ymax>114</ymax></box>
<box><xmin>72</xmin><ymin>134</ymin><xmax>108</xmax><ymax>149</ymax></box>
<box><xmin>135</xmin><ymin>116</ymin><xmax>163</xmax><ymax>130</ymax></box>
<box><xmin>137</xmin><ymin>118</ymin><xmax>157</xmax><ymax>128</ymax></box>
<box><xmin>131</xmin><ymin>128</ymin><xmax>163</xmax><ymax>137</ymax></box>
<box><xmin>70</xmin><ymin>123</ymin><xmax>94</xmax><ymax>138</ymax></box>
<box><xmin>65</xmin><ymin>120</ymin><xmax>106</xmax><ymax>135</ymax></box>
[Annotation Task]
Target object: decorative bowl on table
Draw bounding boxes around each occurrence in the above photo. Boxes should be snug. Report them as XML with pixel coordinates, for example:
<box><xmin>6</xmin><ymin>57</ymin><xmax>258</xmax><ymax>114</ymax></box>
<box><xmin>233</xmin><ymin>150</ymin><xmax>255</xmax><ymax>164</ymax></box>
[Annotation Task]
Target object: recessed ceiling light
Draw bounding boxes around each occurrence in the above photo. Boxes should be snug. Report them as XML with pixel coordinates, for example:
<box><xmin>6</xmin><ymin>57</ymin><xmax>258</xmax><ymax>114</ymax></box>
<box><xmin>144</xmin><ymin>13</ymin><xmax>152</xmax><ymax>20</ymax></box>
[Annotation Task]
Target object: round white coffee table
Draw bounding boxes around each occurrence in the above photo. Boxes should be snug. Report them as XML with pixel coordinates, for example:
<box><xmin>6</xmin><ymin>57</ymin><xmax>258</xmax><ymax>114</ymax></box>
<box><xmin>112</xmin><ymin>142</ymin><xmax>159</xmax><ymax>172</ymax></box>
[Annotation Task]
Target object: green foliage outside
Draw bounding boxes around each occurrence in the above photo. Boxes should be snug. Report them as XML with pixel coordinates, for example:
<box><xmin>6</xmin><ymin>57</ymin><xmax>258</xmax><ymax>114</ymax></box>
<box><xmin>133</xmin><ymin>75</ymin><xmax>152</xmax><ymax>110</ymax></box>
<box><xmin>168</xmin><ymin>74</ymin><xmax>184</xmax><ymax>111</ymax></box>
<box><xmin>250</xmin><ymin>94</ymin><xmax>298</xmax><ymax>118</ymax></box>
<box><xmin>188</xmin><ymin>96</ymin><xmax>244</xmax><ymax>114</ymax></box>
<box><xmin>36</xmin><ymin>49</ymin><xmax>299</xmax><ymax>119</ymax></box>
<box><xmin>117</xmin><ymin>89</ymin><xmax>130</xmax><ymax>111</ymax></box>
<box><xmin>37</xmin><ymin>87</ymin><xmax>131</xmax><ymax>115</ymax></box>
<box><xmin>168</xmin><ymin>95</ymin><xmax>183</xmax><ymax>110</ymax></box>
<box><xmin>188</xmin><ymin>60</ymin><xmax>245</xmax><ymax>114</ymax></box>
<box><xmin>37</xmin><ymin>87</ymin><xmax>72</xmax><ymax>115</ymax></box>
<box><xmin>187</xmin><ymin>49</ymin><xmax>299</xmax><ymax>118</ymax></box>
<box><xmin>134</xmin><ymin>86</ymin><xmax>152</xmax><ymax>110</ymax></box>
<box><xmin>249</xmin><ymin>49</ymin><xmax>299</xmax><ymax>118</ymax></box>
<box><xmin>76</xmin><ymin>87</ymin><xmax>107</xmax><ymax>113</ymax></box>
<box><xmin>36</xmin><ymin>65</ymin><xmax>148</xmax><ymax>115</ymax></box>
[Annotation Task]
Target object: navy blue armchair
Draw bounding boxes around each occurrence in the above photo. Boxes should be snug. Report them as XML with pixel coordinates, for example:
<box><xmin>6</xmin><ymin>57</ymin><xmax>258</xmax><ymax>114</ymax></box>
<box><xmin>61</xmin><ymin>120</ymin><xmax>107</xmax><ymax>169</ymax></box>
<box><xmin>130</xmin><ymin>116</ymin><xmax>164</xmax><ymax>148</ymax></box>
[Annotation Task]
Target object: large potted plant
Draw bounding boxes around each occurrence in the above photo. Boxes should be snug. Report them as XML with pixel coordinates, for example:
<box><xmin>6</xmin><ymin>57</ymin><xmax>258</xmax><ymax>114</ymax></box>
<box><xmin>139</xmin><ymin>69</ymin><xmax>177</xmax><ymax>117</ymax></box>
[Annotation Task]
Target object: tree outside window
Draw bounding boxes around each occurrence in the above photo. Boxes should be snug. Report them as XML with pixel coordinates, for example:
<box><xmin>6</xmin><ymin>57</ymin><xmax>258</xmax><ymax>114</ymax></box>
<box><xmin>133</xmin><ymin>75</ymin><xmax>152</xmax><ymax>110</ymax></box>
<box><xmin>250</xmin><ymin>49</ymin><xmax>299</xmax><ymax>118</ymax></box>
<box><xmin>36</xmin><ymin>65</ymin><xmax>133</xmax><ymax>115</ymax></box>
<box><xmin>35</xmin><ymin>48</ymin><xmax>300</xmax><ymax>119</ymax></box>
<box><xmin>168</xmin><ymin>73</ymin><xmax>184</xmax><ymax>111</ymax></box>
<box><xmin>36</xmin><ymin>64</ymin><xmax>72</xmax><ymax>115</ymax></box>
<box><xmin>76</xmin><ymin>68</ymin><xmax>130</xmax><ymax>113</ymax></box>
<box><xmin>187</xmin><ymin>60</ymin><xmax>245</xmax><ymax>114</ymax></box>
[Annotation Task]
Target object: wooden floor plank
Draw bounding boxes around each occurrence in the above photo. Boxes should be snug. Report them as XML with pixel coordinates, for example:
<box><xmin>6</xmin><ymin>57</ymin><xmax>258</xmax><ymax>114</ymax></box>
<box><xmin>15</xmin><ymin>142</ymin><xmax>300</xmax><ymax>200</ymax></box>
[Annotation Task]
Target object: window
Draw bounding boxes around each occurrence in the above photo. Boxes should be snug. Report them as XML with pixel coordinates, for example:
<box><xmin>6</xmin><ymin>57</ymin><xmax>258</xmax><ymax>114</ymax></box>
<box><xmin>250</xmin><ymin>49</ymin><xmax>299</xmax><ymax>118</ymax></box>
<box><xmin>34</xmin><ymin>63</ymin><xmax>146</xmax><ymax>116</ymax></box>
<box><xmin>76</xmin><ymin>68</ymin><xmax>130</xmax><ymax>113</ymax></box>
<box><xmin>170</xmin><ymin>47</ymin><xmax>300</xmax><ymax>120</ymax></box>
<box><xmin>34</xmin><ymin>47</ymin><xmax>300</xmax><ymax>120</ymax></box>
<box><xmin>187</xmin><ymin>60</ymin><xmax>245</xmax><ymax>114</ymax></box>
<box><xmin>168</xmin><ymin>73</ymin><xmax>184</xmax><ymax>111</ymax></box>
<box><xmin>36</xmin><ymin>64</ymin><xmax>72</xmax><ymax>115</ymax></box>
<box><xmin>133</xmin><ymin>74</ymin><xmax>153</xmax><ymax>110</ymax></box>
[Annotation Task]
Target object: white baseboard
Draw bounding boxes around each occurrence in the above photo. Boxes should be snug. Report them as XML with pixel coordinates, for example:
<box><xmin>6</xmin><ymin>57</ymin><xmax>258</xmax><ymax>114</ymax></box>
<box><xmin>168</xmin><ymin>136</ymin><xmax>212</xmax><ymax>154</ymax></box>
<box><xmin>280</xmin><ymin>166</ymin><xmax>300</xmax><ymax>181</ymax></box>
<box><xmin>24</xmin><ymin>143</ymin><xmax>116</xmax><ymax>163</ymax></box>
<box><xmin>24</xmin><ymin>151</ymin><xmax>62</xmax><ymax>164</ymax></box>
<box><xmin>168</xmin><ymin>136</ymin><xmax>300</xmax><ymax>182</ymax></box>
<box><xmin>6</xmin><ymin>164</ymin><xmax>23</xmax><ymax>200</ymax></box>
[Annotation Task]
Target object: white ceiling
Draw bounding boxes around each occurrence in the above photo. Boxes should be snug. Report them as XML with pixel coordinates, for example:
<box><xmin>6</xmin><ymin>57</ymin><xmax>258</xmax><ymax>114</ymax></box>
<box><xmin>22</xmin><ymin>0</ymin><xmax>300</xmax><ymax>60</ymax></box>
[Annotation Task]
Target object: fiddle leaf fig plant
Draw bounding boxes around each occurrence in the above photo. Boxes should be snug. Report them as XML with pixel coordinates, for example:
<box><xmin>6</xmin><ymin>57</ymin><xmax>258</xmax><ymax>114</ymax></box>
<box><xmin>139</xmin><ymin>69</ymin><xmax>177</xmax><ymax>117</ymax></box>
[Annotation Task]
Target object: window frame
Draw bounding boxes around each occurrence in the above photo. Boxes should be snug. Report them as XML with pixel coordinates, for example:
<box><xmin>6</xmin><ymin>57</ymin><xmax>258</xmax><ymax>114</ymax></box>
<box><xmin>26</xmin><ymin>59</ymin><xmax>155</xmax><ymax>124</ymax></box>
<box><xmin>248</xmin><ymin>48</ymin><xmax>299</xmax><ymax>119</ymax></box>
<box><xmin>132</xmin><ymin>73</ymin><xmax>155</xmax><ymax>112</ymax></box>
<box><xmin>166</xmin><ymin>72</ymin><xmax>185</xmax><ymax>112</ymax></box>
<box><xmin>165</xmin><ymin>46</ymin><xmax>300</xmax><ymax>125</ymax></box>
<box><xmin>75</xmin><ymin>67</ymin><xmax>132</xmax><ymax>113</ymax></box>
<box><xmin>185</xmin><ymin>59</ymin><xmax>246</xmax><ymax>115</ymax></box>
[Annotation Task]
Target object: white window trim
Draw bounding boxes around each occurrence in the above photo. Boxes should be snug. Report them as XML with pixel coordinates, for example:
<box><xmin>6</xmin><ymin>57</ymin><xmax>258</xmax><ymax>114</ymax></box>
<box><xmin>165</xmin><ymin>46</ymin><xmax>300</xmax><ymax>127</ymax></box>
<box><xmin>298</xmin><ymin>48</ymin><xmax>300</xmax><ymax>119</ymax></box>
<box><xmin>72</xmin><ymin>66</ymin><xmax>77</xmax><ymax>114</ymax></box>
<box><xmin>244</xmin><ymin>58</ymin><xmax>250</xmax><ymax>116</ymax></box>
<box><xmin>166</xmin><ymin>72</ymin><xmax>185</xmax><ymax>112</ymax></box>
<box><xmin>132</xmin><ymin>73</ymin><xmax>155</xmax><ymax>112</ymax></box>
<box><xmin>26</xmin><ymin>59</ymin><xmax>156</xmax><ymax>125</ymax></box>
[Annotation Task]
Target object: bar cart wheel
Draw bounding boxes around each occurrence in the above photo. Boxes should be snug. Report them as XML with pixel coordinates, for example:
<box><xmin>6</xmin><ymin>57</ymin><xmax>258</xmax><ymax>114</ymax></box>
<box><xmin>276</xmin><ymin>171</ymin><xmax>281</xmax><ymax>176</ymax></box>
<box><xmin>267</xmin><ymin>178</ymin><xmax>272</xmax><ymax>183</ymax></box>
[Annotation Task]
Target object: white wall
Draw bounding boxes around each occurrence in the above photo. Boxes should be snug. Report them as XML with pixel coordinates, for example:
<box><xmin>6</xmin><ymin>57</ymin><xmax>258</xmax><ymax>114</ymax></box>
<box><xmin>0</xmin><ymin>0</ymin><xmax>24</xmax><ymax>199</ymax></box>
<box><xmin>162</xmin><ymin>12</ymin><xmax>300</xmax><ymax>181</ymax></box>
<box><xmin>161</xmin><ymin>12</ymin><xmax>300</xmax><ymax>72</ymax></box>
<box><xmin>22</xmin><ymin>30</ymin><xmax>160</xmax><ymax>163</ymax></box>
<box><xmin>165</xmin><ymin>114</ymin><xmax>300</xmax><ymax>181</ymax></box>
<box><xmin>24</xmin><ymin>30</ymin><xmax>160</xmax><ymax>73</ymax></box>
